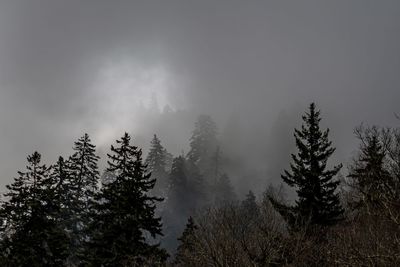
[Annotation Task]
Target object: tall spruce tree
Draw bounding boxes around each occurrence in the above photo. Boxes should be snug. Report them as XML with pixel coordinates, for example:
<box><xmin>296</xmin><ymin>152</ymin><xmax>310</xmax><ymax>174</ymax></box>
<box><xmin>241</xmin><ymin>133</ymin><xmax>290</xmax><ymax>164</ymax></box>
<box><xmin>146</xmin><ymin>134</ymin><xmax>169</xmax><ymax>199</ymax></box>
<box><xmin>146</xmin><ymin>134</ymin><xmax>167</xmax><ymax>175</ymax></box>
<box><xmin>0</xmin><ymin>152</ymin><xmax>69</xmax><ymax>266</ymax></box>
<box><xmin>214</xmin><ymin>173</ymin><xmax>237</xmax><ymax>206</ymax></box>
<box><xmin>85</xmin><ymin>133</ymin><xmax>167</xmax><ymax>266</ymax></box>
<box><xmin>269</xmin><ymin>103</ymin><xmax>344</xmax><ymax>229</ymax></box>
<box><xmin>168</xmin><ymin>156</ymin><xmax>189</xmax><ymax>212</ymax></box>
<box><xmin>163</xmin><ymin>156</ymin><xmax>191</xmax><ymax>251</ymax></box>
<box><xmin>69</xmin><ymin>133</ymin><xmax>100</xmax><ymax>209</ymax></box>
<box><xmin>48</xmin><ymin>156</ymin><xmax>71</xmax><ymax>226</ymax></box>
<box><xmin>187</xmin><ymin>115</ymin><xmax>218</xmax><ymax>175</ymax></box>
<box><xmin>185</xmin><ymin>159</ymin><xmax>207</xmax><ymax>210</ymax></box>
<box><xmin>67</xmin><ymin>133</ymin><xmax>100</xmax><ymax>264</ymax></box>
<box><xmin>348</xmin><ymin>127</ymin><xmax>393</xmax><ymax>209</ymax></box>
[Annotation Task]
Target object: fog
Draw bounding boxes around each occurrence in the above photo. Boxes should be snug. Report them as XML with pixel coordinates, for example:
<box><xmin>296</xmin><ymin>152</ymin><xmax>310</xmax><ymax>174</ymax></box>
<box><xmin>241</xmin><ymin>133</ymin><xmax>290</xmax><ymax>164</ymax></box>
<box><xmin>1</xmin><ymin>0</ymin><xmax>400</xmax><ymax>195</ymax></box>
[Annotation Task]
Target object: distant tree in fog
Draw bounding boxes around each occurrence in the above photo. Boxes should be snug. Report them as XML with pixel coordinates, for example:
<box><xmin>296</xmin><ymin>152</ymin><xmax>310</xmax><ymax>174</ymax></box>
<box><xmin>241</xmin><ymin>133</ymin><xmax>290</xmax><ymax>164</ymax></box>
<box><xmin>241</xmin><ymin>190</ymin><xmax>259</xmax><ymax>218</ymax></box>
<box><xmin>146</xmin><ymin>134</ymin><xmax>170</xmax><ymax>199</ymax></box>
<box><xmin>214</xmin><ymin>173</ymin><xmax>237</xmax><ymax>206</ymax></box>
<box><xmin>187</xmin><ymin>115</ymin><xmax>218</xmax><ymax>176</ymax></box>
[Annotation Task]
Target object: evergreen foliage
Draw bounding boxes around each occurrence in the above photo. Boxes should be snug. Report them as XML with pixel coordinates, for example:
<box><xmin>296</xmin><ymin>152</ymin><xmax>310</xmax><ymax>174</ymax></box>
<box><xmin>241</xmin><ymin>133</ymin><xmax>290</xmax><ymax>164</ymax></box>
<box><xmin>66</xmin><ymin>133</ymin><xmax>100</xmax><ymax>264</ymax></box>
<box><xmin>69</xmin><ymin>133</ymin><xmax>100</xmax><ymax>208</ymax></box>
<box><xmin>174</xmin><ymin>216</ymin><xmax>198</xmax><ymax>266</ymax></box>
<box><xmin>269</xmin><ymin>103</ymin><xmax>344</xmax><ymax>229</ymax></box>
<box><xmin>146</xmin><ymin>134</ymin><xmax>167</xmax><ymax>175</ymax></box>
<box><xmin>48</xmin><ymin>156</ymin><xmax>72</xmax><ymax>232</ymax></box>
<box><xmin>185</xmin><ymin>159</ymin><xmax>206</xmax><ymax>210</ymax></box>
<box><xmin>187</xmin><ymin>115</ymin><xmax>218</xmax><ymax>175</ymax></box>
<box><xmin>84</xmin><ymin>133</ymin><xmax>167</xmax><ymax>266</ymax></box>
<box><xmin>241</xmin><ymin>190</ymin><xmax>259</xmax><ymax>218</ymax></box>
<box><xmin>214</xmin><ymin>173</ymin><xmax>237</xmax><ymax>205</ymax></box>
<box><xmin>348</xmin><ymin>127</ymin><xmax>393</xmax><ymax>209</ymax></box>
<box><xmin>168</xmin><ymin>156</ymin><xmax>189</xmax><ymax>209</ymax></box>
<box><xmin>162</xmin><ymin>156</ymin><xmax>191</xmax><ymax>251</ymax></box>
<box><xmin>0</xmin><ymin>152</ymin><xmax>69</xmax><ymax>266</ymax></box>
<box><xmin>146</xmin><ymin>134</ymin><xmax>169</xmax><ymax>198</ymax></box>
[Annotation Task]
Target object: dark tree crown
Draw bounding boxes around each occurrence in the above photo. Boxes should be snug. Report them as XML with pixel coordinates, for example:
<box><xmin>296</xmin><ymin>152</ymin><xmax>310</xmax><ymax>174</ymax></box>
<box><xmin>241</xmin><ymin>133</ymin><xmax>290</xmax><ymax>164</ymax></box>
<box><xmin>271</xmin><ymin>103</ymin><xmax>344</xmax><ymax>229</ymax></box>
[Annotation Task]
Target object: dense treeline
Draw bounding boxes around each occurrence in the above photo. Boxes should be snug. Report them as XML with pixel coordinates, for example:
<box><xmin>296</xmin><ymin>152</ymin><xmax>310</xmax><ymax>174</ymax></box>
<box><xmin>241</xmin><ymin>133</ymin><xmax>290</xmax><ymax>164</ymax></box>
<box><xmin>0</xmin><ymin>103</ymin><xmax>399</xmax><ymax>266</ymax></box>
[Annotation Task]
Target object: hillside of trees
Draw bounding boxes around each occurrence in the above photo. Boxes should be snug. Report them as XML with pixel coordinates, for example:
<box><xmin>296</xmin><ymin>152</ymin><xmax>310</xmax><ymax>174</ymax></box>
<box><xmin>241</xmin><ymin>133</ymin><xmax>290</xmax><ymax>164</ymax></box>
<box><xmin>0</xmin><ymin>103</ymin><xmax>399</xmax><ymax>266</ymax></box>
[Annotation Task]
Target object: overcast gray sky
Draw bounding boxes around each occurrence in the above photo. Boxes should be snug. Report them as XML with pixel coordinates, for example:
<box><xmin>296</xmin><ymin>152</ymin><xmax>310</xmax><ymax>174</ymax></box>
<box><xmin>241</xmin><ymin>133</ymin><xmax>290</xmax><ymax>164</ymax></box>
<box><xmin>1</xmin><ymin>0</ymin><xmax>400</xmax><ymax>192</ymax></box>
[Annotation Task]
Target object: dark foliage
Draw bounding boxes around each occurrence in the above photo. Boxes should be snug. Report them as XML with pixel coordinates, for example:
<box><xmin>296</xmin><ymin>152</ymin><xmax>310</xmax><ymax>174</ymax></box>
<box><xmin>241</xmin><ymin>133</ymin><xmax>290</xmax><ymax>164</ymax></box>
<box><xmin>0</xmin><ymin>152</ymin><xmax>69</xmax><ymax>266</ymax></box>
<box><xmin>269</xmin><ymin>103</ymin><xmax>344</xmax><ymax>230</ymax></box>
<box><xmin>84</xmin><ymin>133</ymin><xmax>167</xmax><ymax>266</ymax></box>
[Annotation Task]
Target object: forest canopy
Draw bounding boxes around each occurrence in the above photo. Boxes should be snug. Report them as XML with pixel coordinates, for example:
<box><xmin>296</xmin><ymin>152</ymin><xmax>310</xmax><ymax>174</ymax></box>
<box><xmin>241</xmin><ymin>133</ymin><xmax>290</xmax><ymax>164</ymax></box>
<box><xmin>0</xmin><ymin>104</ymin><xmax>399</xmax><ymax>266</ymax></box>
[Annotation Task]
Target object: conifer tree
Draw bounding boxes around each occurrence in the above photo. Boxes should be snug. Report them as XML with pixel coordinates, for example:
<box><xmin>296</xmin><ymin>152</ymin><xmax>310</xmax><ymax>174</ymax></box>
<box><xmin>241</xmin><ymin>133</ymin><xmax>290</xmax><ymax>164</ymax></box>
<box><xmin>174</xmin><ymin>216</ymin><xmax>198</xmax><ymax>266</ymax></box>
<box><xmin>69</xmin><ymin>133</ymin><xmax>100</xmax><ymax>209</ymax></box>
<box><xmin>48</xmin><ymin>156</ymin><xmax>79</xmax><ymax>266</ymax></box>
<box><xmin>163</xmin><ymin>156</ymin><xmax>191</xmax><ymax>250</ymax></box>
<box><xmin>163</xmin><ymin>156</ymin><xmax>206</xmax><ymax>252</ymax></box>
<box><xmin>185</xmin><ymin>159</ymin><xmax>207</xmax><ymax>210</ymax></box>
<box><xmin>48</xmin><ymin>157</ymin><xmax>70</xmax><ymax>226</ymax></box>
<box><xmin>269</xmin><ymin>103</ymin><xmax>344</xmax><ymax>230</ymax></box>
<box><xmin>85</xmin><ymin>133</ymin><xmax>167</xmax><ymax>266</ymax></box>
<box><xmin>146</xmin><ymin>134</ymin><xmax>167</xmax><ymax>175</ymax></box>
<box><xmin>187</xmin><ymin>115</ymin><xmax>218</xmax><ymax>175</ymax></box>
<box><xmin>67</xmin><ymin>133</ymin><xmax>100</xmax><ymax>264</ymax></box>
<box><xmin>167</xmin><ymin>156</ymin><xmax>204</xmax><ymax>218</ymax></box>
<box><xmin>214</xmin><ymin>173</ymin><xmax>237</xmax><ymax>206</ymax></box>
<box><xmin>0</xmin><ymin>152</ymin><xmax>68</xmax><ymax>266</ymax></box>
<box><xmin>146</xmin><ymin>134</ymin><xmax>169</xmax><ymax>198</ymax></box>
<box><xmin>241</xmin><ymin>190</ymin><xmax>259</xmax><ymax>218</ymax></box>
<box><xmin>348</xmin><ymin>127</ymin><xmax>393</xmax><ymax>209</ymax></box>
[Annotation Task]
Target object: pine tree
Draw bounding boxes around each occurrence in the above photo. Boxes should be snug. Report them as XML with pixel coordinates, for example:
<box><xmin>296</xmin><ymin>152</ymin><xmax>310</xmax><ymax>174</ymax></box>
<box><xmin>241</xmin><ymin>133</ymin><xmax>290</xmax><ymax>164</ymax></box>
<box><xmin>67</xmin><ymin>133</ymin><xmax>100</xmax><ymax>264</ymax></box>
<box><xmin>0</xmin><ymin>152</ymin><xmax>68</xmax><ymax>266</ymax></box>
<box><xmin>162</xmin><ymin>156</ymin><xmax>206</xmax><ymax>252</ymax></box>
<box><xmin>85</xmin><ymin>133</ymin><xmax>167</xmax><ymax>266</ymax></box>
<box><xmin>174</xmin><ymin>216</ymin><xmax>198</xmax><ymax>266</ymax></box>
<box><xmin>167</xmin><ymin>156</ymin><xmax>204</xmax><ymax>219</ymax></box>
<box><xmin>214</xmin><ymin>173</ymin><xmax>237</xmax><ymax>206</ymax></box>
<box><xmin>269</xmin><ymin>103</ymin><xmax>344</xmax><ymax>230</ymax></box>
<box><xmin>348</xmin><ymin>127</ymin><xmax>393</xmax><ymax>209</ymax></box>
<box><xmin>187</xmin><ymin>115</ymin><xmax>218</xmax><ymax>175</ymax></box>
<box><xmin>69</xmin><ymin>133</ymin><xmax>100</xmax><ymax>208</ymax></box>
<box><xmin>241</xmin><ymin>190</ymin><xmax>259</xmax><ymax>218</ymax></box>
<box><xmin>185</xmin><ymin>159</ymin><xmax>207</xmax><ymax>210</ymax></box>
<box><xmin>163</xmin><ymin>156</ymin><xmax>191</xmax><ymax>250</ymax></box>
<box><xmin>48</xmin><ymin>157</ymin><xmax>71</xmax><ymax>226</ymax></box>
<box><xmin>146</xmin><ymin>134</ymin><xmax>167</xmax><ymax>175</ymax></box>
<box><xmin>146</xmin><ymin>134</ymin><xmax>169</xmax><ymax>198</ymax></box>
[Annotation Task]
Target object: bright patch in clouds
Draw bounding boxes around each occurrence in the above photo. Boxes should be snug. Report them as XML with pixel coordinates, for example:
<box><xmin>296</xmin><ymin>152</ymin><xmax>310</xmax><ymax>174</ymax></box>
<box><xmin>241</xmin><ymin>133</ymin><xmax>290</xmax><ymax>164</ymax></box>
<box><xmin>87</xmin><ymin>61</ymin><xmax>182</xmax><ymax>146</ymax></box>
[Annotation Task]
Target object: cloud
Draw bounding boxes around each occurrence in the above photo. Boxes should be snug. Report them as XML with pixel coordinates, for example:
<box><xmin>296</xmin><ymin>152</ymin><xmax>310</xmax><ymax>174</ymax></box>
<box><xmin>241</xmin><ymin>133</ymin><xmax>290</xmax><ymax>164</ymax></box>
<box><xmin>0</xmin><ymin>0</ymin><xmax>400</xmax><ymax>192</ymax></box>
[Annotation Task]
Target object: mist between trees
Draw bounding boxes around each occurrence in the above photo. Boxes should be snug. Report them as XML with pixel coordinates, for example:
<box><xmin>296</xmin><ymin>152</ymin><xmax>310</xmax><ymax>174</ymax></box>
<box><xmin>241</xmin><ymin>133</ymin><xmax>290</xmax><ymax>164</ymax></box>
<box><xmin>0</xmin><ymin>103</ymin><xmax>399</xmax><ymax>266</ymax></box>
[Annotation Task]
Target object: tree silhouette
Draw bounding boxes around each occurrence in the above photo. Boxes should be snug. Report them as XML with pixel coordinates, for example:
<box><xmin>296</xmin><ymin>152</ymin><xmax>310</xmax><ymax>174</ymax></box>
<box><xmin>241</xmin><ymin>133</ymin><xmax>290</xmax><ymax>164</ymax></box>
<box><xmin>174</xmin><ymin>216</ymin><xmax>198</xmax><ymax>266</ymax></box>
<box><xmin>0</xmin><ymin>152</ymin><xmax>68</xmax><ymax>266</ymax></box>
<box><xmin>146</xmin><ymin>134</ymin><xmax>169</xmax><ymax>199</ymax></box>
<box><xmin>67</xmin><ymin>133</ymin><xmax>100</xmax><ymax>264</ymax></box>
<box><xmin>269</xmin><ymin>103</ymin><xmax>343</xmax><ymax>230</ymax></box>
<box><xmin>85</xmin><ymin>133</ymin><xmax>167</xmax><ymax>266</ymax></box>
